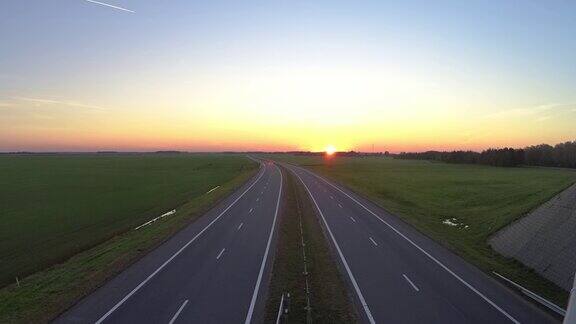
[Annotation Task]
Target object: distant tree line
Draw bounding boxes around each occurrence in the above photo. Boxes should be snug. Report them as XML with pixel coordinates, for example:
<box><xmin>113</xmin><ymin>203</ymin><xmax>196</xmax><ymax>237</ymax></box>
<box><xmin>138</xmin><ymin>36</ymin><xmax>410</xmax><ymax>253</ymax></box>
<box><xmin>396</xmin><ymin>140</ymin><xmax>576</xmax><ymax>168</ymax></box>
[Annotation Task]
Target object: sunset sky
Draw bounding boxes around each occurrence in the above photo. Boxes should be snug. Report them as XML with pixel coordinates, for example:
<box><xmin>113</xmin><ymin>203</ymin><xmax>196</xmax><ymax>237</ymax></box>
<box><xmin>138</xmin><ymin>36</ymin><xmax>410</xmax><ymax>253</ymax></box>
<box><xmin>1</xmin><ymin>0</ymin><xmax>575</xmax><ymax>152</ymax></box>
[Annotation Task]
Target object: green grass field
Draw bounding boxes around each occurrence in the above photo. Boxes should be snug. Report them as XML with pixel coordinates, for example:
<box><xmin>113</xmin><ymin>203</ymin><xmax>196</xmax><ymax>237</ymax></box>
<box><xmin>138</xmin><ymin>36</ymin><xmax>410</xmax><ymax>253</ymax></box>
<box><xmin>267</xmin><ymin>154</ymin><xmax>576</xmax><ymax>305</ymax></box>
<box><xmin>0</xmin><ymin>153</ymin><xmax>256</xmax><ymax>288</ymax></box>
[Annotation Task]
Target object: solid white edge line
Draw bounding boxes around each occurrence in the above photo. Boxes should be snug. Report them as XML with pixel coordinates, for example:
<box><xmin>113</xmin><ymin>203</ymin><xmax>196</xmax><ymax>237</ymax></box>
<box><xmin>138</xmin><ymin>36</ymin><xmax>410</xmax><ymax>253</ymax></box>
<box><xmin>493</xmin><ymin>271</ymin><xmax>566</xmax><ymax>316</ymax></box>
<box><xmin>216</xmin><ymin>248</ymin><xmax>226</xmax><ymax>260</ymax></box>
<box><xmin>289</xmin><ymin>166</ymin><xmax>376</xmax><ymax>324</ymax></box>
<box><xmin>402</xmin><ymin>274</ymin><xmax>420</xmax><ymax>292</ymax></box>
<box><xmin>275</xmin><ymin>293</ymin><xmax>285</xmax><ymax>324</ymax></box>
<box><xmin>94</xmin><ymin>164</ymin><xmax>267</xmax><ymax>324</ymax></box>
<box><xmin>297</xmin><ymin>166</ymin><xmax>520</xmax><ymax>324</ymax></box>
<box><xmin>168</xmin><ymin>300</ymin><xmax>189</xmax><ymax>324</ymax></box>
<box><xmin>369</xmin><ymin>237</ymin><xmax>378</xmax><ymax>246</ymax></box>
<box><xmin>244</xmin><ymin>164</ymin><xmax>283</xmax><ymax>324</ymax></box>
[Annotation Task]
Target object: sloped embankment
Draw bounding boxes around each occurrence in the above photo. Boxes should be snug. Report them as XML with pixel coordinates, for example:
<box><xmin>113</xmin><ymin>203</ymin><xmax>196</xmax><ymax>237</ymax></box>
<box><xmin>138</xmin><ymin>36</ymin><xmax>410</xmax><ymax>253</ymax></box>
<box><xmin>489</xmin><ymin>184</ymin><xmax>576</xmax><ymax>291</ymax></box>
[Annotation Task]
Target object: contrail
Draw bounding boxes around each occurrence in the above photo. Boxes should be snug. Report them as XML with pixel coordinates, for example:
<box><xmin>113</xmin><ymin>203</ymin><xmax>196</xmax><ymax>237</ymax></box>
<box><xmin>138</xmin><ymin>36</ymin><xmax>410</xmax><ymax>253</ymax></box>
<box><xmin>84</xmin><ymin>0</ymin><xmax>135</xmax><ymax>13</ymax></box>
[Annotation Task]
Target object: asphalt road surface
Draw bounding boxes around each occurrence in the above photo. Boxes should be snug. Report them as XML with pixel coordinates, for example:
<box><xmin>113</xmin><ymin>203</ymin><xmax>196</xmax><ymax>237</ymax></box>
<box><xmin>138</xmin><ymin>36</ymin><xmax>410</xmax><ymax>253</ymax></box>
<box><xmin>55</xmin><ymin>160</ymin><xmax>282</xmax><ymax>324</ymax></box>
<box><xmin>284</xmin><ymin>163</ymin><xmax>558</xmax><ymax>324</ymax></box>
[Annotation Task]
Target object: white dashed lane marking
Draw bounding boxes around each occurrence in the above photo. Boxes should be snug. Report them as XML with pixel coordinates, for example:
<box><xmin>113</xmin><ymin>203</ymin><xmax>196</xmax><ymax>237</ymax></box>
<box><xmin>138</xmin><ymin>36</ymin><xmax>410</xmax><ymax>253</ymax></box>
<box><xmin>369</xmin><ymin>237</ymin><xmax>378</xmax><ymax>246</ymax></box>
<box><xmin>216</xmin><ymin>248</ymin><xmax>226</xmax><ymax>260</ymax></box>
<box><xmin>403</xmin><ymin>274</ymin><xmax>420</xmax><ymax>292</ymax></box>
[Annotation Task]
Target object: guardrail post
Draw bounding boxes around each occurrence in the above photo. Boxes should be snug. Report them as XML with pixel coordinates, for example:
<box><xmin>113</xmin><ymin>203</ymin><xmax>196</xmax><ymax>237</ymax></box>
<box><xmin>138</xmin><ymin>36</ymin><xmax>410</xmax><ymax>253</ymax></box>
<box><xmin>284</xmin><ymin>293</ymin><xmax>291</xmax><ymax>319</ymax></box>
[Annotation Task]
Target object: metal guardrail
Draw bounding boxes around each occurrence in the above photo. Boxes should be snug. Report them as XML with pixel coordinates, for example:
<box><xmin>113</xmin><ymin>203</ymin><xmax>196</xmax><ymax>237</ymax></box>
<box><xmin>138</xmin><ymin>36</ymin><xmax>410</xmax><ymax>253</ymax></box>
<box><xmin>493</xmin><ymin>272</ymin><xmax>566</xmax><ymax>316</ymax></box>
<box><xmin>565</xmin><ymin>275</ymin><xmax>576</xmax><ymax>324</ymax></box>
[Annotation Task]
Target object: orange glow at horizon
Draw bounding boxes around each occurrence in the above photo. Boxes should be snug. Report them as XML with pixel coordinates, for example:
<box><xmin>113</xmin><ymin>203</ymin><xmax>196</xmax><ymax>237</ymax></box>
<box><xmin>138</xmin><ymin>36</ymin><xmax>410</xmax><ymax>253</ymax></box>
<box><xmin>1</xmin><ymin>68</ymin><xmax>575</xmax><ymax>153</ymax></box>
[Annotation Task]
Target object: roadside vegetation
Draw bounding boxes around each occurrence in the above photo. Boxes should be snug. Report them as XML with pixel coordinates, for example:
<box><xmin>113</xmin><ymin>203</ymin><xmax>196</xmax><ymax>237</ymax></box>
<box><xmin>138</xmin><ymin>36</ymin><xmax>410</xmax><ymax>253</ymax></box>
<box><xmin>264</xmin><ymin>167</ymin><xmax>356</xmax><ymax>323</ymax></box>
<box><xmin>266</xmin><ymin>154</ymin><xmax>576</xmax><ymax>306</ymax></box>
<box><xmin>0</xmin><ymin>153</ymin><xmax>257</xmax><ymax>323</ymax></box>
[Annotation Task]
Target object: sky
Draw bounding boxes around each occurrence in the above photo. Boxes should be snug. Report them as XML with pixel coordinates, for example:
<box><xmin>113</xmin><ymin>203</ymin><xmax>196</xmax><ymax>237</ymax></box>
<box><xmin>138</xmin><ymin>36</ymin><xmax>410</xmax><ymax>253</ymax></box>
<box><xmin>1</xmin><ymin>0</ymin><xmax>575</xmax><ymax>152</ymax></box>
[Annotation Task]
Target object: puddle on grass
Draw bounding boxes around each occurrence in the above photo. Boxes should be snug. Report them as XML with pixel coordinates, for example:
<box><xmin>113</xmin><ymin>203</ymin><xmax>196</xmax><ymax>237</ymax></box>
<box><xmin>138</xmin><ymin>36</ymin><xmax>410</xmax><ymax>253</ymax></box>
<box><xmin>442</xmin><ymin>218</ymin><xmax>469</xmax><ymax>229</ymax></box>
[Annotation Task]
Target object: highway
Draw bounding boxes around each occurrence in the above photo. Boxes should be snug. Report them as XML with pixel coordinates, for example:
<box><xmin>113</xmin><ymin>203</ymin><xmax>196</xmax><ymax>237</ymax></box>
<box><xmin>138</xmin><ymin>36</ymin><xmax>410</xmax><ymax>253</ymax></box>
<box><xmin>55</xmin><ymin>160</ymin><xmax>282</xmax><ymax>324</ymax></box>
<box><xmin>283</xmin><ymin>163</ymin><xmax>558</xmax><ymax>324</ymax></box>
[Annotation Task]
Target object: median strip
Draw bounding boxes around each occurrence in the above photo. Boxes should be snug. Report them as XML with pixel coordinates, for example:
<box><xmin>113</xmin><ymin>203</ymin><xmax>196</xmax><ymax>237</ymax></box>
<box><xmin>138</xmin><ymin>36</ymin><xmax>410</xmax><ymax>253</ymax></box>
<box><xmin>264</xmin><ymin>167</ymin><xmax>356</xmax><ymax>323</ymax></box>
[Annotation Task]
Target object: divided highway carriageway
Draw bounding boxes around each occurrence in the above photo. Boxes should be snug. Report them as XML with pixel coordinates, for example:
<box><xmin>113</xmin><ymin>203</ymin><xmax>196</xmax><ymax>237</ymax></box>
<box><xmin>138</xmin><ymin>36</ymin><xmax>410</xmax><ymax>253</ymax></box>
<box><xmin>56</xmin><ymin>160</ymin><xmax>282</xmax><ymax>324</ymax></box>
<box><xmin>283</xmin><ymin>163</ymin><xmax>556</xmax><ymax>324</ymax></box>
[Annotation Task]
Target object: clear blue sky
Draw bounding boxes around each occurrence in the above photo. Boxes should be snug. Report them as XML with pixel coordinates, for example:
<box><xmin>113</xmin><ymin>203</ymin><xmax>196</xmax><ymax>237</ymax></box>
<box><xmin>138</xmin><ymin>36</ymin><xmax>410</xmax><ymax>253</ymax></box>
<box><xmin>1</xmin><ymin>0</ymin><xmax>575</xmax><ymax>151</ymax></box>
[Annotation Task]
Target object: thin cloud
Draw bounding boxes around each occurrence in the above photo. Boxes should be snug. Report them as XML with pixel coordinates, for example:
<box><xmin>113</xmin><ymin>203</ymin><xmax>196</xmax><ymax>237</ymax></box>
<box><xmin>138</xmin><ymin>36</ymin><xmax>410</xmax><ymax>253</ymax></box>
<box><xmin>535</xmin><ymin>115</ymin><xmax>553</xmax><ymax>122</ymax></box>
<box><xmin>84</xmin><ymin>0</ymin><xmax>135</xmax><ymax>13</ymax></box>
<box><xmin>484</xmin><ymin>103</ymin><xmax>575</xmax><ymax>121</ymax></box>
<box><xmin>534</xmin><ymin>103</ymin><xmax>576</xmax><ymax>121</ymax></box>
<box><xmin>535</xmin><ymin>103</ymin><xmax>576</xmax><ymax>110</ymax></box>
<box><xmin>484</xmin><ymin>104</ymin><xmax>552</xmax><ymax>119</ymax></box>
<box><xmin>14</xmin><ymin>97</ymin><xmax>107</xmax><ymax>111</ymax></box>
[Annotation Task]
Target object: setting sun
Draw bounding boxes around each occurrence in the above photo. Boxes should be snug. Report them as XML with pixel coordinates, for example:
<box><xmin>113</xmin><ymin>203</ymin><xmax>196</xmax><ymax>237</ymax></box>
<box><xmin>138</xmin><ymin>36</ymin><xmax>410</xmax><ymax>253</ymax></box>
<box><xmin>325</xmin><ymin>145</ymin><xmax>337</xmax><ymax>155</ymax></box>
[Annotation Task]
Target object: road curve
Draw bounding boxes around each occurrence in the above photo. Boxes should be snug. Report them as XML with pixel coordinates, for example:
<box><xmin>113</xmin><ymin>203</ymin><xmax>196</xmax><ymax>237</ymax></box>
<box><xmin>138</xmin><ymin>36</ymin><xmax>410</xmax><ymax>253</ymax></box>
<box><xmin>284</xmin><ymin>163</ymin><xmax>558</xmax><ymax>324</ymax></box>
<box><xmin>55</xmin><ymin>160</ymin><xmax>283</xmax><ymax>324</ymax></box>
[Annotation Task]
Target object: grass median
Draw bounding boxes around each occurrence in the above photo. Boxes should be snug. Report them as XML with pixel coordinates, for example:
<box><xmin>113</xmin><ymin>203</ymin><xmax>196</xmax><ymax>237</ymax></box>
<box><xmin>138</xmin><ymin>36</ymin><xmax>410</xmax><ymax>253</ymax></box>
<box><xmin>264</xmin><ymin>166</ymin><xmax>356</xmax><ymax>323</ymax></box>
<box><xmin>266</xmin><ymin>154</ymin><xmax>576</xmax><ymax>307</ymax></box>
<box><xmin>0</xmin><ymin>153</ymin><xmax>257</xmax><ymax>323</ymax></box>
